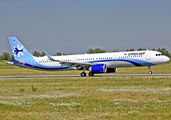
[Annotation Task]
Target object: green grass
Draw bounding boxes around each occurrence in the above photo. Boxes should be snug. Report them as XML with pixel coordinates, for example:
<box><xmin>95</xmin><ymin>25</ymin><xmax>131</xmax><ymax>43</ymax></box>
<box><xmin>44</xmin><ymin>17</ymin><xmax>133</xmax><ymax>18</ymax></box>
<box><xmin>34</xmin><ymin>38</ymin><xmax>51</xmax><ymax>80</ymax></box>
<box><xmin>168</xmin><ymin>58</ymin><xmax>171</xmax><ymax>64</ymax></box>
<box><xmin>1</xmin><ymin>77</ymin><xmax>171</xmax><ymax>119</ymax></box>
<box><xmin>0</xmin><ymin>103</ymin><xmax>14</xmax><ymax>110</ymax></box>
<box><xmin>0</xmin><ymin>61</ymin><xmax>12</xmax><ymax>67</ymax></box>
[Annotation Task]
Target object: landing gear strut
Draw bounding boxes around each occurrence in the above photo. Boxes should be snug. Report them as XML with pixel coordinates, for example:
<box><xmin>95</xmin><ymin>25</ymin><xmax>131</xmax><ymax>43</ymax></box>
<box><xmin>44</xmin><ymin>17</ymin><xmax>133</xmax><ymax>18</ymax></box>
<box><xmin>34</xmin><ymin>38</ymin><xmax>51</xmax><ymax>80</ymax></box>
<box><xmin>148</xmin><ymin>66</ymin><xmax>152</xmax><ymax>74</ymax></box>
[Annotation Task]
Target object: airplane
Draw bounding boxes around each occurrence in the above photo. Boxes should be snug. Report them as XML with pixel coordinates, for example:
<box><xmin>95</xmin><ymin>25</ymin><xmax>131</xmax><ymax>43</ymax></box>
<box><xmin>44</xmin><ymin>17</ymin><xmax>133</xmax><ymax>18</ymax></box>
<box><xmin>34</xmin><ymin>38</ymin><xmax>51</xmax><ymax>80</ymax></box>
<box><xmin>7</xmin><ymin>37</ymin><xmax>170</xmax><ymax>77</ymax></box>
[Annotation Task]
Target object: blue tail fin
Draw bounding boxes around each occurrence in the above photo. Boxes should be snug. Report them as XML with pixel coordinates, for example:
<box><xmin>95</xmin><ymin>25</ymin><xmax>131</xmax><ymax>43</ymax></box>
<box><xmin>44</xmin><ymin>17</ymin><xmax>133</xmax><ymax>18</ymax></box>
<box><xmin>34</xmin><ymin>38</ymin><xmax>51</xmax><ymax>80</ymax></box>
<box><xmin>8</xmin><ymin>37</ymin><xmax>33</xmax><ymax>61</ymax></box>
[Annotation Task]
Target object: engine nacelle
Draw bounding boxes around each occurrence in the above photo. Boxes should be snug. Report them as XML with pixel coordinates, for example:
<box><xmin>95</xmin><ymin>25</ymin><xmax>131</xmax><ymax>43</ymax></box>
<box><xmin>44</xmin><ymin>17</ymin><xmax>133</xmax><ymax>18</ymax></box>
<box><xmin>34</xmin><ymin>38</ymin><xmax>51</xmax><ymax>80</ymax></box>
<box><xmin>106</xmin><ymin>68</ymin><xmax>117</xmax><ymax>73</ymax></box>
<box><xmin>90</xmin><ymin>64</ymin><xmax>107</xmax><ymax>73</ymax></box>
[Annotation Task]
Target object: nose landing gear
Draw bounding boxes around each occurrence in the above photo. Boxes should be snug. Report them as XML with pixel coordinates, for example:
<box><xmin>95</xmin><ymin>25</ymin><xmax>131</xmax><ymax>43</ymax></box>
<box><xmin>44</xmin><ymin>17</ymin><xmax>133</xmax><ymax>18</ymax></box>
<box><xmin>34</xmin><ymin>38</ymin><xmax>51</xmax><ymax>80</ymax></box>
<box><xmin>148</xmin><ymin>66</ymin><xmax>152</xmax><ymax>74</ymax></box>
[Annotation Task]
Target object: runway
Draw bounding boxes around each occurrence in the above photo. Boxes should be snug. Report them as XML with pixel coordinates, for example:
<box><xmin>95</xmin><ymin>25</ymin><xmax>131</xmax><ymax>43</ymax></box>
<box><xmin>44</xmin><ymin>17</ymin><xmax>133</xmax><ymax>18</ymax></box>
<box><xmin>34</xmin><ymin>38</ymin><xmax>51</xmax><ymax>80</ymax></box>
<box><xmin>0</xmin><ymin>73</ymin><xmax>171</xmax><ymax>79</ymax></box>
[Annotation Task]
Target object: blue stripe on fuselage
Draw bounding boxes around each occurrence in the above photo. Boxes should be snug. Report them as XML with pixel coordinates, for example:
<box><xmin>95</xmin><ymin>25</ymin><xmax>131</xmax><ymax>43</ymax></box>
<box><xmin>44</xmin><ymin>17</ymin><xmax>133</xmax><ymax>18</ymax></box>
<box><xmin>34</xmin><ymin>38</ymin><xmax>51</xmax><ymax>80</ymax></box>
<box><xmin>86</xmin><ymin>58</ymin><xmax>155</xmax><ymax>66</ymax></box>
<box><xmin>10</xmin><ymin>60</ymin><xmax>70</xmax><ymax>70</ymax></box>
<box><xmin>24</xmin><ymin>63</ymin><xmax>70</xmax><ymax>70</ymax></box>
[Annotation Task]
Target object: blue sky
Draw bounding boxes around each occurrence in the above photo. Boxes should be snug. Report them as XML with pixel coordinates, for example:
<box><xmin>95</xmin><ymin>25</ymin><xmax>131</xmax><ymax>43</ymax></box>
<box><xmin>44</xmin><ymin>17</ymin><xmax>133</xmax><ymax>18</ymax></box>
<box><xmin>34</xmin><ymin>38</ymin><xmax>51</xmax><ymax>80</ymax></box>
<box><xmin>1</xmin><ymin>0</ymin><xmax>171</xmax><ymax>55</ymax></box>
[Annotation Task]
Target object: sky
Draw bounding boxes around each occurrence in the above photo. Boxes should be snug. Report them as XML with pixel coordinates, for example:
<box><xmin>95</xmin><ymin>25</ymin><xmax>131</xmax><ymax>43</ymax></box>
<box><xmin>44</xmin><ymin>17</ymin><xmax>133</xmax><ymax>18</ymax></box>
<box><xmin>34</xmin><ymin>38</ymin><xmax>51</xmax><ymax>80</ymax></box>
<box><xmin>0</xmin><ymin>0</ymin><xmax>171</xmax><ymax>55</ymax></box>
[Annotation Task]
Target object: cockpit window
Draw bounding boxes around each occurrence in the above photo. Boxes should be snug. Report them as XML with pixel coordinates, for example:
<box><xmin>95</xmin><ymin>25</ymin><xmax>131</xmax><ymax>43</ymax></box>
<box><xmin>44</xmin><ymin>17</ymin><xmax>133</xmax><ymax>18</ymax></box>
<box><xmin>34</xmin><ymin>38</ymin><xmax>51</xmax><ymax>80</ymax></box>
<box><xmin>156</xmin><ymin>54</ymin><xmax>164</xmax><ymax>56</ymax></box>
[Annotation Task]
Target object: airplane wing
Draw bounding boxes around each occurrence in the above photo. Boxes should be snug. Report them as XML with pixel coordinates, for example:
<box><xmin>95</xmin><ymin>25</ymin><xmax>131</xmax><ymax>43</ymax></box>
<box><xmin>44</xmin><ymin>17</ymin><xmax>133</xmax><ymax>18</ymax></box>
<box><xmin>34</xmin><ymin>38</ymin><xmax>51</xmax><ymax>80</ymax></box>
<box><xmin>44</xmin><ymin>51</ymin><xmax>91</xmax><ymax>69</ymax></box>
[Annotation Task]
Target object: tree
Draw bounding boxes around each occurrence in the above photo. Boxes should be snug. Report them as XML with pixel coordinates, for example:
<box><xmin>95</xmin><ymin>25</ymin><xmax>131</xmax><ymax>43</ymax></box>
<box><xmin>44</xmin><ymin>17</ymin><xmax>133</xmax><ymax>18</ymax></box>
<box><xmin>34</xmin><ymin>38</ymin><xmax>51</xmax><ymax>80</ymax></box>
<box><xmin>33</xmin><ymin>51</ymin><xmax>40</xmax><ymax>57</ymax></box>
<box><xmin>40</xmin><ymin>52</ymin><xmax>46</xmax><ymax>57</ymax></box>
<box><xmin>157</xmin><ymin>48</ymin><xmax>170</xmax><ymax>58</ymax></box>
<box><xmin>127</xmin><ymin>48</ymin><xmax>134</xmax><ymax>51</ymax></box>
<box><xmin>130</xmin><ymin>48</ymin><xmax>134</xmax><ymax>51</ymax></box>
<box><xmin>112</xmin><ymin>49</ymin><xmax>119</xmax><ymax>52</ymax></box>
<box><xmin>137</xmin><ymin>48</ymin><xmax>146</xmax><ymax>51</ymax></box>
<box><xmin>87</xmin><ymin>48</ymin><xmax>93</xmax><ymax>54</ymax></box>
<box><xmin>87</xmin><ymin>48</ymin><xmax>106</xmax><ymax>54</ymax></box>
<box><xmin>137</xmin><ymin>48</ymin><xmax>142</xmax><ymax>51</ymax></box>
<box><xmin>56</xmin><ymin>52</ymin><xmax>62</xmax><ymax>56</ymax></box>
<box><xmin>8</xmin><ymin>55</ymin><xmax>14</xmax><ymax>60</ymax></box>
<box><xmin>0</xmin><ymin>52</ymin><xmax>10</xmax><ymax>60</ymax></box>
<box><xmin>93</xmin><ymin>48</ymin><xmax>105</xmax><ymax>53</ymax></box>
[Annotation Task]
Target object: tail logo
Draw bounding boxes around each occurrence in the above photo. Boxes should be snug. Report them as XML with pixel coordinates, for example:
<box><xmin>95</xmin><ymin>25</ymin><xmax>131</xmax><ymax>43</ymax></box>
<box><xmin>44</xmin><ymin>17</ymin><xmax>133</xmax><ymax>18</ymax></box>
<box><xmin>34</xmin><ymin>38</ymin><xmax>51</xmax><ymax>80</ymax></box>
<box><xmin>13</xmin><ymin>44</ymin><xmax>25</xmax><ymax>57</ymax></box>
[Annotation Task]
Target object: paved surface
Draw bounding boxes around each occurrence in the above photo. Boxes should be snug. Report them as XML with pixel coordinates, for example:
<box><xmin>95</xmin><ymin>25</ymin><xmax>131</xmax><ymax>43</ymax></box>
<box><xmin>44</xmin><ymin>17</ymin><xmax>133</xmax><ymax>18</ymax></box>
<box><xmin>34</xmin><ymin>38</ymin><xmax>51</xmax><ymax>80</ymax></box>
<box><xmin>0</xmin><ymin>73</ymin><xmax>171</xmax><ymax>79</ymax></box>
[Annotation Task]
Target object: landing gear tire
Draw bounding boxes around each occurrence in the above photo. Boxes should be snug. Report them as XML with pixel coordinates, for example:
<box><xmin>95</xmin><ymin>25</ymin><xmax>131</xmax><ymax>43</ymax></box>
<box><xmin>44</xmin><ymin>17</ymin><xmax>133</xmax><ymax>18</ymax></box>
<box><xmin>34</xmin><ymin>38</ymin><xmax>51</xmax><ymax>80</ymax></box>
<box><xmin>149</xmin><ymin>71</ymin><xmax>152</xmax><ymax>74</ymax></box>
<box><xmin>80</xmin><ymin>72</ymin><xmax>86</xmax><ymax>77</ymax></box>
<box><xmin>88</xmin><ymin>72</ymin><xmax>94</xmax><ymax>76</ymax></box>
<box><xmin>148</xmin><ymin>66</ymin><xmax>152</xmax><ymax>75</ymax></box>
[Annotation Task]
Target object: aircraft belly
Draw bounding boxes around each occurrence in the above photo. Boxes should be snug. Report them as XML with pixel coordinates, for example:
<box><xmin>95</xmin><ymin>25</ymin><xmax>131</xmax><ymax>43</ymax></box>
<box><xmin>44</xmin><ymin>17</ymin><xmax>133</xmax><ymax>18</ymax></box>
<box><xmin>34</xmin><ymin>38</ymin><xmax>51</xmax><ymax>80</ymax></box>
<box><xmin>111</xmin><ymin>61</ymin><xmax>135</xmax><ymax>67</ymax></box>
<box><xmin>41</xmin><ymin>63</ymin><xmax>61</xmax><ymax>67</ymax></box>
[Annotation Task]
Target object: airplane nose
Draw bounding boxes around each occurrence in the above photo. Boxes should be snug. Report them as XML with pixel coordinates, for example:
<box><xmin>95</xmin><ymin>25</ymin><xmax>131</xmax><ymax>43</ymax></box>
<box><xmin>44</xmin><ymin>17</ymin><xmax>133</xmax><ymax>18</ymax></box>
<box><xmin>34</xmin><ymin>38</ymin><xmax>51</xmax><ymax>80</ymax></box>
<box><xmin>165</xmin><ymin>56</ymin><xmax>170</xmax><ymax>63</ymax></box>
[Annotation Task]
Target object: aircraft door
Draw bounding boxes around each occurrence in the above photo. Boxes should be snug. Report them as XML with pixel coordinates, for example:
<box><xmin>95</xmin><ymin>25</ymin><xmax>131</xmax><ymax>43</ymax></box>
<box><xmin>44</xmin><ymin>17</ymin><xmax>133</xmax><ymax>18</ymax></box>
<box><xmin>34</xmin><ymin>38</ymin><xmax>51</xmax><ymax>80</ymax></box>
<box><xmin>146</xmin><ymin>52</ymin><xmax>151</xmax><ymax>60</ymax></box>
<box><xmin>31</xmin><ymin>59</ymin><xmax>35</xmax><ymax>66</ymax></box>
<box><xmin>113</xmin><ymin>55</ymin><xmax>117</xmax><ymax>62</ymax></box>
<box><xmin>73</xmin><ymin>57</ymin><xmax>77</xmax><ymax>61</ymax></box>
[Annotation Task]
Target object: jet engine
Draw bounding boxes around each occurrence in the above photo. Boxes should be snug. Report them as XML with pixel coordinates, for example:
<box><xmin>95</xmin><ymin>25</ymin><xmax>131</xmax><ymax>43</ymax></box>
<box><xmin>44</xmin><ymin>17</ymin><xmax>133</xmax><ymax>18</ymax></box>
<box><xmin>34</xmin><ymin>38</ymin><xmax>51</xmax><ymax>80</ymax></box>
<box><xmin>89</xmin><ymin>64</ymin><xmax>107</xmax><ymax>73</ymax></box>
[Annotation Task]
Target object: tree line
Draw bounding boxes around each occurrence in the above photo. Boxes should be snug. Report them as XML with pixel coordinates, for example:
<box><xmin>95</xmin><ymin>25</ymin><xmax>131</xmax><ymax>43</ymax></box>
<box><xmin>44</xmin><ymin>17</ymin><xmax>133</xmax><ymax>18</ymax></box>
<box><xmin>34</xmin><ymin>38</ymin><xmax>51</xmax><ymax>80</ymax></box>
<box><xmin>0</xmin><ymin>52</ymin><xmax>14</xmax><ymax>61</ymax></box>
<box><xmin>0</xmin><ymin>48</ymin><xmax>170</xmax><ymax>61</ymax></box>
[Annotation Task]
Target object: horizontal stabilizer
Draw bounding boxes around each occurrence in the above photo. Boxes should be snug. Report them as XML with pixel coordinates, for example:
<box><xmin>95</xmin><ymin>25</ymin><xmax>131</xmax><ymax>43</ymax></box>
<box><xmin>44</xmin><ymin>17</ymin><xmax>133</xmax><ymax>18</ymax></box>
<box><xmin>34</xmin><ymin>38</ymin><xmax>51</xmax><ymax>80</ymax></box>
<box><xmin>6</xmin><ymin>60</ymin><xmax>25</xmax><ymax>66</ymax></box>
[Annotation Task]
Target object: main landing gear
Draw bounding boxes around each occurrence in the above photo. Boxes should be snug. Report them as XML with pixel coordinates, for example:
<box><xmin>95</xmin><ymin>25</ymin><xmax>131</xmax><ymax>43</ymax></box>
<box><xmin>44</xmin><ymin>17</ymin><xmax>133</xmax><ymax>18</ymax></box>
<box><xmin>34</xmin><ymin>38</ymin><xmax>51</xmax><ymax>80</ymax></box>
<box><xmin>88</xmin><ymin>72</ymin><xmax>94</xmax><ymax>76</ymax></box>
<box><xmin>80</xmin><ymin>72</ymin><xmax>86</xmax><ymax>77</ymax></box>
<box><xmin>80</xmin><ymin>72</ymin><xmax>94</xmax><ymax>77</ymax></box>
<box><xmin>80</xmin><ymin>68</ymin><xmax>87</xmax><ymax>77</ymax></box>
<box><xmin>148</xmin><ymin>66</ymin><xmax>152</xmax><ymax>75</ymax></box>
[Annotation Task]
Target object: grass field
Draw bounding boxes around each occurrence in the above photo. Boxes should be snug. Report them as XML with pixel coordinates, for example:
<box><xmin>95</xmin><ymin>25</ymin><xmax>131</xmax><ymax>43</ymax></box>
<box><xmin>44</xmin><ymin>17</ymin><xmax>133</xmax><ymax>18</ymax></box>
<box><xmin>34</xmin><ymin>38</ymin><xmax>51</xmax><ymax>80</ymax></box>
<box><xmin>1</xmin><ymin>77</ymin><xmax>171</xmax><ymax>119</ymax></box>
<box><xmin>0</xmin><ymin>61</ymin><xmax>171</xmax><ymax>119</ymax></box>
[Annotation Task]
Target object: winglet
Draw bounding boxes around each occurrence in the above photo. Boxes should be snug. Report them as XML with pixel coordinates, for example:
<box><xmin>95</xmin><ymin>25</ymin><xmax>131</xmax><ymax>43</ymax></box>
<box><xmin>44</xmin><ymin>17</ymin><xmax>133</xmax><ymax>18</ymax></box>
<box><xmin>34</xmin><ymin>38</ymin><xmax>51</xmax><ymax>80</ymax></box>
<box><xmin>44</xmin><ymin>51</ymin><xmax>54</xmax><ymax>60</ymax></box>
<box><xmin>44</xmin><ymin>51</ymin><xmax>60</xmax><ymax>62</ymax></box>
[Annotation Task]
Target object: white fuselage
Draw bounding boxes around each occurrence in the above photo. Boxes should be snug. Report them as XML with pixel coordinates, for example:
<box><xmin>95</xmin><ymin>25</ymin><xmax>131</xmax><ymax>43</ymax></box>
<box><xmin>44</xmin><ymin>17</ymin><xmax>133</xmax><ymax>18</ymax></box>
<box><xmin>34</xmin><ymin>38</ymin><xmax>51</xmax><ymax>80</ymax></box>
<box><xmin>32</xmin><ymin>50</ymin><xmax>169</xmax><ymax>70</ymax></box>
